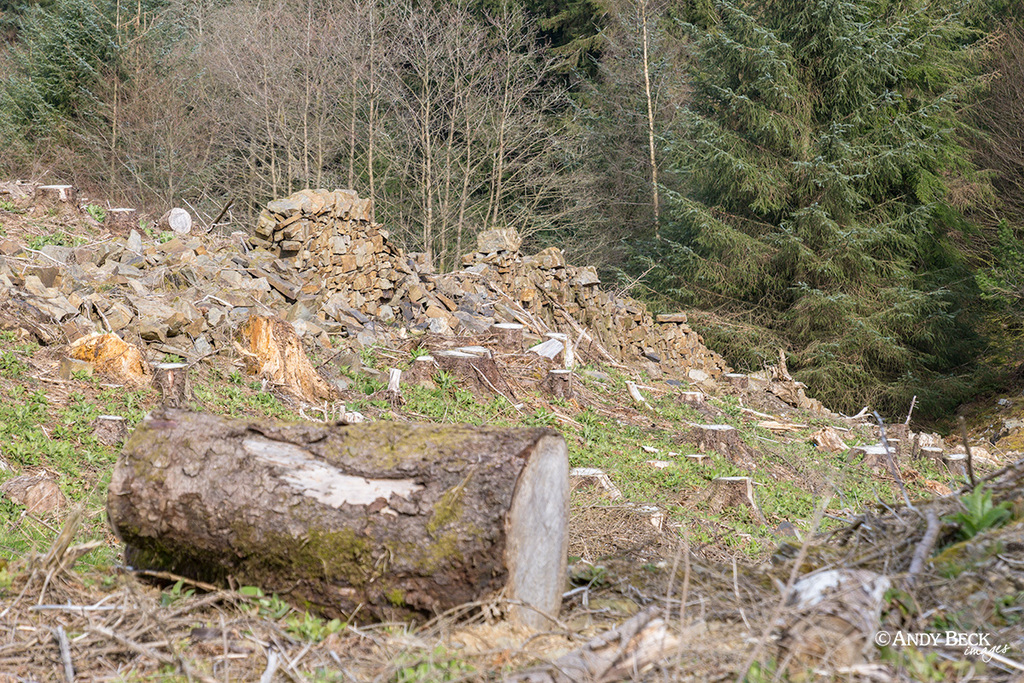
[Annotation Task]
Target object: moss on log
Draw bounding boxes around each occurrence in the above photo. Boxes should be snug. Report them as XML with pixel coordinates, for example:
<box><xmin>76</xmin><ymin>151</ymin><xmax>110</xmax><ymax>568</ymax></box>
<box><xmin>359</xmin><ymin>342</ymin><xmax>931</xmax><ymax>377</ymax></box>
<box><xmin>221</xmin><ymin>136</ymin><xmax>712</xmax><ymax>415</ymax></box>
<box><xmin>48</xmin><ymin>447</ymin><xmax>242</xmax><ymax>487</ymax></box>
<box><xmin>107</xmin><ymin>409</ymin><xmax>568</xmax><ymax>628</ymax></box>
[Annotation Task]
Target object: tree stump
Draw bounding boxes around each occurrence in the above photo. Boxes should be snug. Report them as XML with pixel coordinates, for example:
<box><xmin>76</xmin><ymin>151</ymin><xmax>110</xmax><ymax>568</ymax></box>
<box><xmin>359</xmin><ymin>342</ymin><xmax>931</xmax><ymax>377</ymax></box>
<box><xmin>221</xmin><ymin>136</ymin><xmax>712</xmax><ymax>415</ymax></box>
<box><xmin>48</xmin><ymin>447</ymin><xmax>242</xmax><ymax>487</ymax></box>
<box><xmin>702</xmin><ymin>476</ymin><xmax>764</xmax><ymax>523</ymax></box>
<box><xmin>688</xmin><ymin>424</ymin><xmax>757</xmax><ymax>469</ymax></box>
<box><xmin>0</xmin><ymin>475</ymin><xmax>66</xmax><ymax>515</ymax></box>
<box><xmin>678</xmin><ymin>391</ymin><xmax>706</xmax><ymax>407</ymax></box>
<box><xmin>107</xmin><ymin>409</ymin><xmax>569</xmax><ymax>628</ymax></box>
<box><xmin>848</xmin><ymin>444</ymin><xmax>890</xmax><ymax>470</ymax></box>
<box><xmin>105</xmin><ymin>208</ymin><xmax>138</xmax><ymax>233</ymax></box>
<box><xmin>491</xmin><ymin>323</ymin><xmax>524</xmax><ymax>350</ymax></box>
<box><xmin>153</xmin><ymin>363</ymin><xmax>191</xmax><ymax>408</ymax></box>
<box><xmin>92</xmin><ymin>415</ymin><xmax>129</xmax><ymax>446</ymax></box>
<box><xmin>69</xmin><ymin>333</ymin><xmax>150</xmax><ymax>388</ymax></box>
<box><xmin>541</xmin><ymin>369</ymin><xmax>573</xmax><ymax>399</ymax></box>
<box><xmin>234</xmin><ymin>315</ymin><xmax>337</xmax><ymax>402</ymax></box>
<box><xmin>434</xmin><ymin>350</ymin><xmax>510</xmax><ymax>398</ymax></box>
<box><xmin>35</xmin><ymin>185</ymin><xmax>77</xmax><ymax>206</ymax></box>
<box><xmin>403</xmin><ymin>355</ymin><xmax>437</xmax><ymax>389</ymax></box>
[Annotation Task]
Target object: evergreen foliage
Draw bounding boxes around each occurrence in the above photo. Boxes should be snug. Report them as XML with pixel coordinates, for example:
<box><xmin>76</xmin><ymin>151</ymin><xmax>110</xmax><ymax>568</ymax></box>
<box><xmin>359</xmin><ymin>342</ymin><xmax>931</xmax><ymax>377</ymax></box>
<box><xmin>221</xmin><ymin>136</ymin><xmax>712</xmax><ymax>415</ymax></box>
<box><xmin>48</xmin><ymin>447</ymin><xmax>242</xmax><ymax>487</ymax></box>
<box><xmin>642</xmin><ymin>0</ymin><xmax>988</xmax><ymax>417</ymax></box>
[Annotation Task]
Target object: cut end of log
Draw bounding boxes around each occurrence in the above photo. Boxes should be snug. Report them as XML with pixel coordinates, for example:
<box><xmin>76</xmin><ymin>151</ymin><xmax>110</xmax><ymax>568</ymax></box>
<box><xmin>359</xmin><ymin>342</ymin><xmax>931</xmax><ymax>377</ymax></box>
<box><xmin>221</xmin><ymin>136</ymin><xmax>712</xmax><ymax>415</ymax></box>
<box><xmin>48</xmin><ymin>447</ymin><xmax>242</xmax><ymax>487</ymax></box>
<box><xmin>505</xmin><ymin>434</ymin><xmax>569</xmax><ymax>630</ymax></box>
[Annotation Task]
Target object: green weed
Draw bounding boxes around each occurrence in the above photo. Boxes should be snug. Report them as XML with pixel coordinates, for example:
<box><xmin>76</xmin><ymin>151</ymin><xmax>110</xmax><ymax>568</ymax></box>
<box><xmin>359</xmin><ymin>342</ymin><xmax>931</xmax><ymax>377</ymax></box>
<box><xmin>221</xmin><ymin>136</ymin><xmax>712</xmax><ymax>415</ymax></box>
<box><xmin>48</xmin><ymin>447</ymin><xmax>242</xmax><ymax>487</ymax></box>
<box><xmin>946</xmin><ymin>485</ymin><xmax>1013</xmax><ymax>540</ymax></box>
<box><xmin>85</xmin><ymin>204</ymin><xmax>106</xmax><ymax>222</ymax></box>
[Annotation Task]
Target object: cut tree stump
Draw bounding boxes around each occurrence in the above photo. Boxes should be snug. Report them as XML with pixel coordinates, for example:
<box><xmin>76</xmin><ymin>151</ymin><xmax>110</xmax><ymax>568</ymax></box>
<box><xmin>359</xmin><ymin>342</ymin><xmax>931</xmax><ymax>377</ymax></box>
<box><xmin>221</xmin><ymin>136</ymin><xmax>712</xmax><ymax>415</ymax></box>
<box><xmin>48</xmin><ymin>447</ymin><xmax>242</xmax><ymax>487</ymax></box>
<box><xmin>35</xmin><ymin>185</ymin><xmax>77</xmax><ymax>206</ymax></box>
<box><xmin>105</xmin><ymin>208</ymin><xmax>138</xmax><ymax>233</ymax></box>
<box><xmin>0</xmin><ymin>475</ymin><xmax>66</xmax><ymax>515</ymax></box>
<box><xmin>541</xmin><ymin>369</ymin><xmax>573</xmax><ymax>399</ymax></box>
<box><xmin>153</xmin><ymin>362</ymin><xmax>192</xmax><ymax>408</ymax></box>
<box><xmin>234</xmin><ymin>315</ymin><xmax>337</xmax><ymax>402</ymax></box>
<box><xmin>92</xmin><ymin>415</ymin><xmax>129</xmax><ymax>446</ymax></box>
<box><xmin>491</xmin><ymin>322</ymin><xmax>524</xmax><ymax>350</ymax></box>
<box><xmin>434</xmin><ymin>350</ymin><xmax>510</xmax><ymax>398</ymax></box>
<box><xmin>702</xmin><ymin>476</ymin><xmax>765</xmax><ymax>523</ymax></box>
<box><xmin>403</xmin><ymin>355</ymin><xmax>437</xmax><ymax>389</ymax></box>
<box><xmin>688</xmin><ymin>424</ymin><xmax>757</xmax><ymax>469</ymax></box>
<box><xmin>107</xmin><ymin>409</ymin><xmax>569</xmax><ymax>628</ymax></box>
<box><xmin>69</xmin><ymin>333</ymin><xmax>150</xmax><ymax>388</ymax></box>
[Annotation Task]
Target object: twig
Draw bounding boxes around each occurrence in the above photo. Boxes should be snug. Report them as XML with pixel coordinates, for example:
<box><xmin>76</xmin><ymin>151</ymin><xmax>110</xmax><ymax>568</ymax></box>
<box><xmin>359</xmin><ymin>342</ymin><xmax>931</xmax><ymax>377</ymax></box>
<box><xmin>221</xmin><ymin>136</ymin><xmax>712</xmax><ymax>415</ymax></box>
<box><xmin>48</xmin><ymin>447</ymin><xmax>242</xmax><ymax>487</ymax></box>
<box><xmin>54</xmin><ymin>625</ymin><xmax>74</xmax><ymax>683</ymax></box>
<box><xmin>259</xmin><ymin>649</ymin><xmax>280</xmax><ymax>683</ymax></box>
<box><xmin>874</xmin><ymin>411</ymin><xmax>913</xmax><ymax>510</ymax></box>
<box><xmin>211</xmin><ymin>198</ymin><xmax>234</xmax><ymax>228</ymax></box>
<box><xmin>906</xmin><ymin>508</ymin><xmax>940</xmax><ymax>587</ymax></box>
<box><xmin>904</xmin><ymin>395</ymin><xmax>917</xmax><ymax>425</ymax></box>
<box><xmin>131</xmin><ymin>568</ymin><xmax>221</xmax><ymax>593</ymax></box>
<box><xmin>958</xmin><ymin>416</ymin><xmax>977</xmax><ymax>488</ymax></box>
<box><xmin>470</xmin><ymin>363</ymin><xmax>522</xmax><ymax>414</ymax></box>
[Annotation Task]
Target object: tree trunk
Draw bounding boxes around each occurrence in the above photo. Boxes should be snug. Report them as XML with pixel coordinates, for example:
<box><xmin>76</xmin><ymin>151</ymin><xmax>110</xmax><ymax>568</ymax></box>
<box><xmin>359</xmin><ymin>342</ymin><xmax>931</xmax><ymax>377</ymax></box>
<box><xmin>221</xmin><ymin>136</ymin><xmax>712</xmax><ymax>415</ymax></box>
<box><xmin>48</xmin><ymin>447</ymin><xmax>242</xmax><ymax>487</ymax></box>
<box><xmin>107</xmin><ymin>409</ymin><xmax>569</xmax><ymax>629</ymax></box>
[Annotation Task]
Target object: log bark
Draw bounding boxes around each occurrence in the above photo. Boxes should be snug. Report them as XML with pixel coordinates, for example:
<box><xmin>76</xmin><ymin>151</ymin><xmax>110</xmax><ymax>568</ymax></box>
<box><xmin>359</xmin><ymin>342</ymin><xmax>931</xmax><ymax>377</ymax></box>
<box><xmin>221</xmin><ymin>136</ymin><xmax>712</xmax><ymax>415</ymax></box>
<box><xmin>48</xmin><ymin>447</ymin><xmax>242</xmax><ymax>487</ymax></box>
<box><xmin>107</xmin><ymin>409</ymin><xmax>569</xmax><ymax>628</ymax></box>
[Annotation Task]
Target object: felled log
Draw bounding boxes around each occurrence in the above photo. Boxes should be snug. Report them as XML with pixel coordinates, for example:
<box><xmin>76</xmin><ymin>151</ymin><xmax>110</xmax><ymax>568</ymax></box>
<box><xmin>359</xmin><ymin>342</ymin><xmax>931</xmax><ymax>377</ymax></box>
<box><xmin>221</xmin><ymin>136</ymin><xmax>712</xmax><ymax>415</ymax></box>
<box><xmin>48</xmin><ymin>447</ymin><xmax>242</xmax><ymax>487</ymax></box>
<box><xmin>507</xmin><ymin>606</ymin><xmax>680</xmax><ymax>682</ymax></box>
<box><xmin>107</xmin><ymin>409</ymin><xmax>569</xmax><ymax>628</ymax></box>
<box><xmin>234</xmin><ymin>315</ymin><xmax>336</xmax><ymax>402</ymax></box>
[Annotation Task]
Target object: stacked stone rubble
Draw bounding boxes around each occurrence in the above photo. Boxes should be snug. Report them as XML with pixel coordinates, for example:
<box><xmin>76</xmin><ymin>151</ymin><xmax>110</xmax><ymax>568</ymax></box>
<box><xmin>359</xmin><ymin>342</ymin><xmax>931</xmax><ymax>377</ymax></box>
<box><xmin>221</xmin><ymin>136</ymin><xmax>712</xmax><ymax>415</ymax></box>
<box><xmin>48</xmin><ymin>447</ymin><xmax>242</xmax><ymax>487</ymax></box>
<box><xmin>0</xmin><ymin>185</ymin><xmax>728</xmax><ymax>384</ymax></box>
<box><xmin>251</xmin><ymin>189</ymin><xmax>408</xmax><ymax>317</ymax></box>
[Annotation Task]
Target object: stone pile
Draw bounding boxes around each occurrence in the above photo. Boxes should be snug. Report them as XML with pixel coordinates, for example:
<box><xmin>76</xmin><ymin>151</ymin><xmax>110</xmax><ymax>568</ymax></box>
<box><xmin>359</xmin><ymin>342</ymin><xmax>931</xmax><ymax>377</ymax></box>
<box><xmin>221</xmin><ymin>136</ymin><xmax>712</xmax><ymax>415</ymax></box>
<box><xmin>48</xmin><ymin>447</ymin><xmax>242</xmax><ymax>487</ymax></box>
<box><xmin>0</xmin><ymin>185</ymin><xmax>729</xmax><ymax>389</ymax></box>
<box><xmin>459</xmin><ymin>230</ymin><xmax>730</xmax><ymax>381</ymax></box>
<box><xmin>251</xmin><ymin>189</ymin><xmax>408</xmax><ymax>318</ymax></box>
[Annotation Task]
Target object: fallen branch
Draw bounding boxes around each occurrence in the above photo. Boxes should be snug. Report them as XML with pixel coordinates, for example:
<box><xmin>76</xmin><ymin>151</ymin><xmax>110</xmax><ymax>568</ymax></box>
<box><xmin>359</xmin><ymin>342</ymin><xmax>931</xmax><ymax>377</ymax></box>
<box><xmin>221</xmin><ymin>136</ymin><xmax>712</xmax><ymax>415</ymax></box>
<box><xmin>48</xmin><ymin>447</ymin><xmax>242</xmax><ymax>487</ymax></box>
<box><xmin>54</xmin><ymin>626</ymin><xmax>74</xmax><ymax>683</ymax></box>
<box><xmin>906</xmin><ymin>508</ymin><xmax>940</xmax><ymax>587</ymax></box>
<box><xmin>505</xmin><ymin>606</ymin><xmax>679</xmax><ymax>682</ymax></box>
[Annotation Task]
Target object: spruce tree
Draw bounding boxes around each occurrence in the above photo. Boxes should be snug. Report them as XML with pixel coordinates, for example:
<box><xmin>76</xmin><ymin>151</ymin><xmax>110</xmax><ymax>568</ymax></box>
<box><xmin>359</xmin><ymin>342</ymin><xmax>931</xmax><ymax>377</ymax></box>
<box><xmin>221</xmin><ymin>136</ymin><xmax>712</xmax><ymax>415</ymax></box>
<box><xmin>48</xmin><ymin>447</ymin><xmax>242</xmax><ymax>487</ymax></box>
<box><xmin>645</xmin><ymin>0</ymin><xmax>987</xmax><ymax>416</ymax></box>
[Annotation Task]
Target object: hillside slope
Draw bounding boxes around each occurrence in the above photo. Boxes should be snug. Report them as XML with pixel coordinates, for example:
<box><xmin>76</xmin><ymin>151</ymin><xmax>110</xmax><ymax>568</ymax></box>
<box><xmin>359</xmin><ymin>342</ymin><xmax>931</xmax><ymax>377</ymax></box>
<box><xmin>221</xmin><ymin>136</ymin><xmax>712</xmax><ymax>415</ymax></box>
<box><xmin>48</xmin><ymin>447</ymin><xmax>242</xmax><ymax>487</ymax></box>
<box><xmin>0</xmin><ymin>183</ymin><xmax>1020</xmax><ymax>681</ymax></box>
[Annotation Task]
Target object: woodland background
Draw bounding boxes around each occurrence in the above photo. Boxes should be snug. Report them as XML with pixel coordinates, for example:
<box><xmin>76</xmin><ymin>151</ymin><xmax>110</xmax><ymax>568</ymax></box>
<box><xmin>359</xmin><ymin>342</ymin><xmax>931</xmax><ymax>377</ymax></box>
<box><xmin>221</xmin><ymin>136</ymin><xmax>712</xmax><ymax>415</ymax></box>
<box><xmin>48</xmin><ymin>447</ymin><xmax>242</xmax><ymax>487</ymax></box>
<box><xmin>1</xmin><ymin>0</ymin><xmax>1023</xmax><ymax>420</ymax></box>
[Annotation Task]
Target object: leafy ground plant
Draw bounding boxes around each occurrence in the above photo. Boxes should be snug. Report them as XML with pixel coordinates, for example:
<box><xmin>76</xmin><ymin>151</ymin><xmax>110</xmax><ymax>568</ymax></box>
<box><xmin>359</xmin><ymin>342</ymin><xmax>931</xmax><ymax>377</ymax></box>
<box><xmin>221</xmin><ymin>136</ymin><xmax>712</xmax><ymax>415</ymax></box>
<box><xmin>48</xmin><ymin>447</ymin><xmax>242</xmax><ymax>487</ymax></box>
<box><xmin>946</xmin><ymin>485</ymin><xmax>1014</xmax><ymax>540</ymax></box>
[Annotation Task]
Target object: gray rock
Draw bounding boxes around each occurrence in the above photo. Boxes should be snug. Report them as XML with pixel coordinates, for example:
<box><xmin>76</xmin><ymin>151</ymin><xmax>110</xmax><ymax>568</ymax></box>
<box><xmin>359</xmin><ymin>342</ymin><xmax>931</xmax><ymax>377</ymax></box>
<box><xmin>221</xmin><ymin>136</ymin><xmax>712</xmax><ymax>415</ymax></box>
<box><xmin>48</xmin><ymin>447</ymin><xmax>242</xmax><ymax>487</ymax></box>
<box><xmin>218</xmin><ymin>269</ymin><xmax>244</xmax><ymax>288</ymax></box>
<box><xmin>103</xmin><ymin>302</ymin><xmax>134</xmax><ymax>331</ymax></box>
<box><xmin>193</xmin><ymin>335</ymin><xmax>213</xmax><ymax>357</ymax></box>
<box><xmin>126</xmin><ymin>229</ymin><xmax>143</xmax><ymax>254</ymax></box>
<box><xmin>572</xmin><ymin>266</ymin><xmax>600</xmax><ymax>286</ymax></box>
<box><xmin>453</xmin><ymin>310</ymin><xmax>494</xmax><ymax>334</ymax></box>
<box><xmin>39</xmin><ymin>245</ymin><xmax>73</xmax><ymax>264</ymax></box>
<box><xmin>228</xmin><ymin>307</ymin><xmax>250</xmax><ymax>324</ymax></box>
